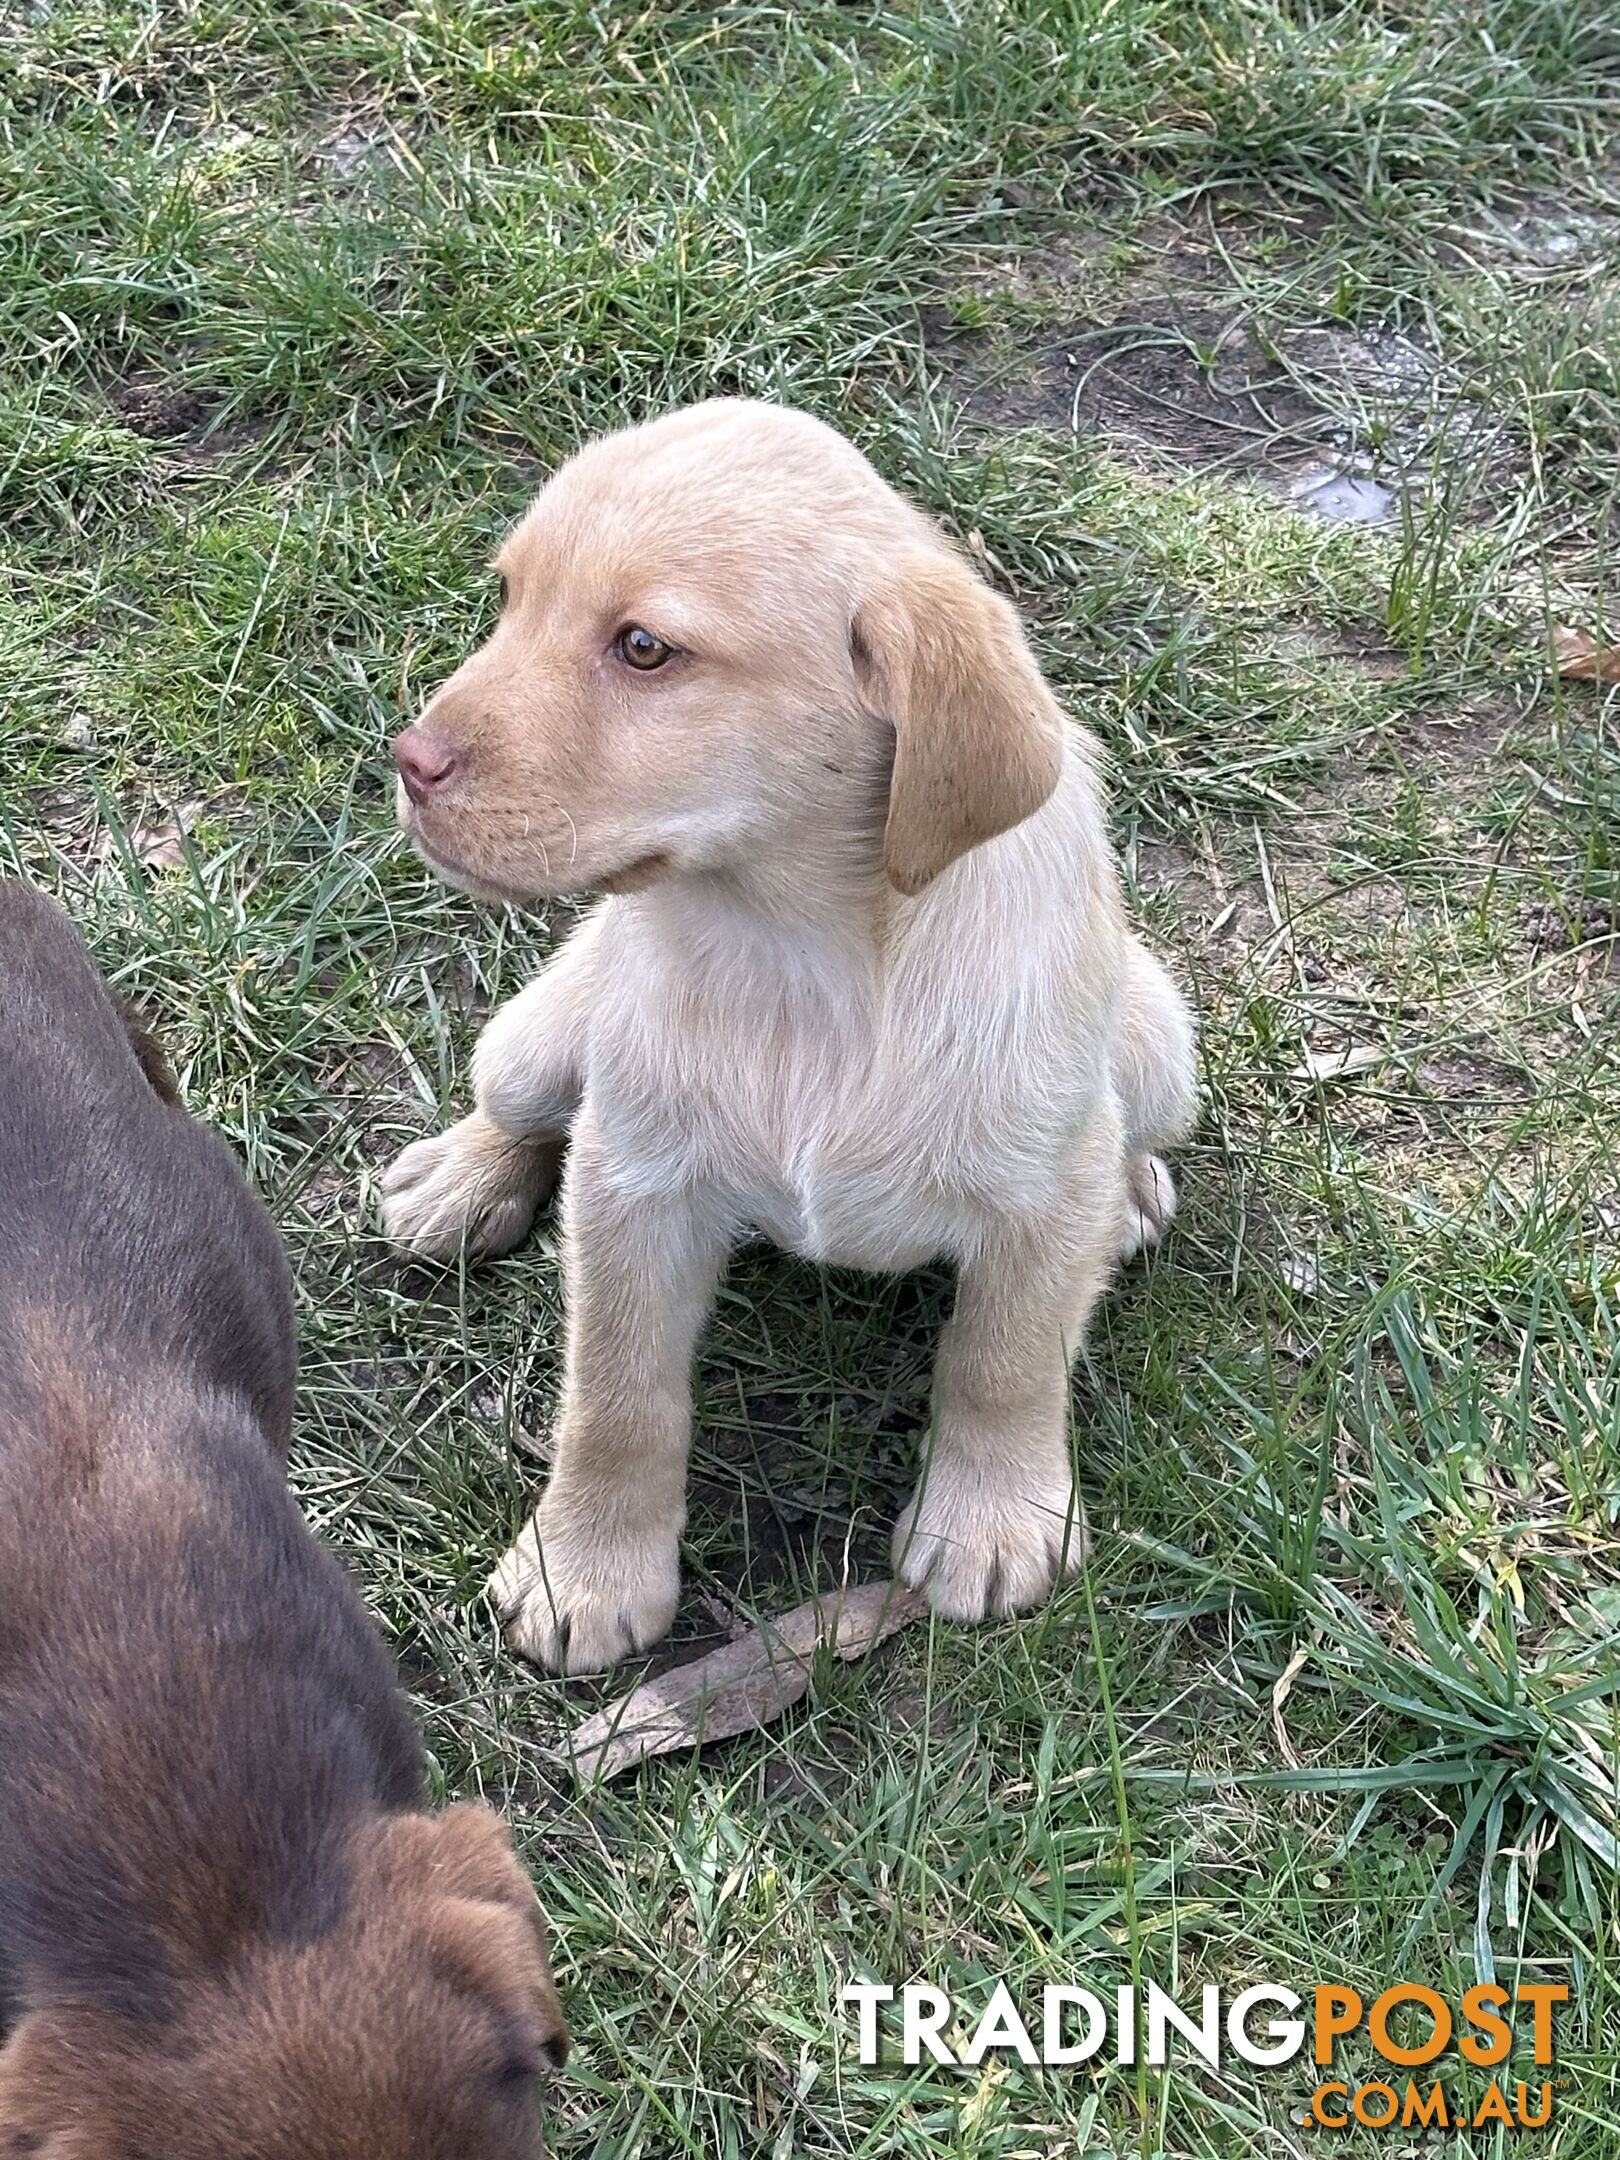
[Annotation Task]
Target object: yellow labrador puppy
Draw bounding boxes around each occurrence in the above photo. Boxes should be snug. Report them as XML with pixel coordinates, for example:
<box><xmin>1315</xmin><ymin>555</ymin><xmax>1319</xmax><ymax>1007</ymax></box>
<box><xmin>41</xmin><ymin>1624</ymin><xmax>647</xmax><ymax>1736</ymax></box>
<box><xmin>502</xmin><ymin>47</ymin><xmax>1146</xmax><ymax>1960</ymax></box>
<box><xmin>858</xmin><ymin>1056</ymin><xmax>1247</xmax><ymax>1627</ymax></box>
<box><xmin>382</xmin><ymin>400</ymin><xmax>1195</xmax><ymax>1674</ymax></box>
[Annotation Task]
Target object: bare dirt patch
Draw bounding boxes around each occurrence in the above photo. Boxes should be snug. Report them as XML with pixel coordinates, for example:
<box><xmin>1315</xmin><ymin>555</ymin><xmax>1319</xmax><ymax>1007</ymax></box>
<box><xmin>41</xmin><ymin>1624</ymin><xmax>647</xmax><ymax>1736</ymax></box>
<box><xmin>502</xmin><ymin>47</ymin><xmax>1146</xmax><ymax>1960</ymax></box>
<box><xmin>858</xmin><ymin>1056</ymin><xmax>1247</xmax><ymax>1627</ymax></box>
<box><xmin>106</xmin><ymin>368</ymin><xmax>274</xmax><ymax>466</ymax></box>
<box><xmin>1521</xmin><ymin>895</ymin><xmax>1620</xmax><ymax>955</ymax></box>
<box><xmin>924</xmin><ymin>221</ymin><xmax>1520</xmax><ymax>519</ymax></box>
<box><xmin>110</xmin><ymin>372</ymin><xmax>213</xmax><ymax>439</ymax></box>
<box><xmin>930</xmin><ymin>304</ymin><xmax>1510</xmax><ymax>519</ymax></box>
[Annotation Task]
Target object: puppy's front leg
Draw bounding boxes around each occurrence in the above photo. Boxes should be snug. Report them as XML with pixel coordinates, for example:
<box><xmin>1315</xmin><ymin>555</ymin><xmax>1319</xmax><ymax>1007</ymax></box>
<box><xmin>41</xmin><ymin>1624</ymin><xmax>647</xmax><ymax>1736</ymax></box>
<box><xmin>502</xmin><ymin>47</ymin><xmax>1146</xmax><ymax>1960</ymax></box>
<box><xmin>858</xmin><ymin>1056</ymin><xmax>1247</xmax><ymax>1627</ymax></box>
<box><xmin>490</xmin><ymin>1112</ymin><xmax>726</xmax><ymax>1674</ymax></box>
<box><xmin>380</xmin><ymin>915</ymin><xmax>601</xmax><ymax>1260</ymax></box>
<box><xmin>894</xmin><ymin>1150</ymin><xmax>1123</xmax><ymax>1621</ymax></box>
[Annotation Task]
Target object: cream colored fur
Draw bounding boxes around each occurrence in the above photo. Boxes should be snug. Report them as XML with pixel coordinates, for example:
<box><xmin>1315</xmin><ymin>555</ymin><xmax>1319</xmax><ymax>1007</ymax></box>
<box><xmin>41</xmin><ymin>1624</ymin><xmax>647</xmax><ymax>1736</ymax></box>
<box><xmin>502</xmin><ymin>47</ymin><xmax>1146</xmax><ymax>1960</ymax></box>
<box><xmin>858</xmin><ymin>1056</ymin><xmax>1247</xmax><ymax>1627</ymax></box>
<box><xmin>380</xmin><ymin>400</ymin><xmax>1196</xmax><ymax>1674</ymax></box>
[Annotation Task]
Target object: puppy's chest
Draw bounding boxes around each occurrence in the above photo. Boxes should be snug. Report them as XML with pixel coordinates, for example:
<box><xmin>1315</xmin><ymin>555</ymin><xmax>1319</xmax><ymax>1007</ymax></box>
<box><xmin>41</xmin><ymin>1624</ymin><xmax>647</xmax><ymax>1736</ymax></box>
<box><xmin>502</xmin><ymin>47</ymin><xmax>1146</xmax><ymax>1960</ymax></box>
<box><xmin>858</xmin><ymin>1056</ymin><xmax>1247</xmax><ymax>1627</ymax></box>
<box><xmin>592</xmin><ymin>979</ymin><xmax>1053</xmax><ymax>1267</ymax></box>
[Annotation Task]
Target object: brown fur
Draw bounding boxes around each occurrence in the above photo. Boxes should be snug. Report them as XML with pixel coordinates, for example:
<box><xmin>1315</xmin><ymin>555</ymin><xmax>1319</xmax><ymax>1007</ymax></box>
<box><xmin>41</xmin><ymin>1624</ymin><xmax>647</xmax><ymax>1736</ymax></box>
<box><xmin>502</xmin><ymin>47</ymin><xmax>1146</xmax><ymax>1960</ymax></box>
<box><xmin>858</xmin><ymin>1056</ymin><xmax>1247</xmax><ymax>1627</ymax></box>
<box><xmin>112</xmin><ymin>1000</ymin><xmax>180</xmax><ymax>1106</ymax></box>
<box><xmin>0</xmin><ymin>881</ymin><xmax>568</xmax><ymax>2157</ymax></box>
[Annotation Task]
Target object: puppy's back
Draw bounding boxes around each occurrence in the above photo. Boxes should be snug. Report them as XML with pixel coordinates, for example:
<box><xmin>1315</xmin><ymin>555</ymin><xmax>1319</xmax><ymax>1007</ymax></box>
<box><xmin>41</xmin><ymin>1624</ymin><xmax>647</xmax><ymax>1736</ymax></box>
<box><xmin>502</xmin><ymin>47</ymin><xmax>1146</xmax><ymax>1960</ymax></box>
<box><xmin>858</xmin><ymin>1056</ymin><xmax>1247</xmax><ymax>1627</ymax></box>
<box><xmin>0</xmin><ymin>882</ymin><xmax>424</xmax><ymax>2029</ymax></box>
<box><xmin>0</xmin><ymin>880</ymin><xmax>294</xmax><ymax>1452</ymax></box>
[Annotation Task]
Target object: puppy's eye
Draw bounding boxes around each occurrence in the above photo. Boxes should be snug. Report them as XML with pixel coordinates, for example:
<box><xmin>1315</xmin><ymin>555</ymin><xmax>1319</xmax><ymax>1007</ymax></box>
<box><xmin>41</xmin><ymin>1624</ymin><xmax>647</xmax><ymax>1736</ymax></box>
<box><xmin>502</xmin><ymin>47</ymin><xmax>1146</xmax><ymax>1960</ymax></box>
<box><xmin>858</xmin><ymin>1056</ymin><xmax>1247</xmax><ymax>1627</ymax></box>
<box><xmin>616</xmin><ymin>625</ymin><xmax>673</xmax><ymax>671</ymax></box>
<box><xmin>493</xmin><ymin>2054</ymin><xmax>539</xmax><ymax>2092</ymax></box>
<box><xmin>498</xmin><ymin>574</ymin><xmax>509</xmax><ymax>610</ymax></box>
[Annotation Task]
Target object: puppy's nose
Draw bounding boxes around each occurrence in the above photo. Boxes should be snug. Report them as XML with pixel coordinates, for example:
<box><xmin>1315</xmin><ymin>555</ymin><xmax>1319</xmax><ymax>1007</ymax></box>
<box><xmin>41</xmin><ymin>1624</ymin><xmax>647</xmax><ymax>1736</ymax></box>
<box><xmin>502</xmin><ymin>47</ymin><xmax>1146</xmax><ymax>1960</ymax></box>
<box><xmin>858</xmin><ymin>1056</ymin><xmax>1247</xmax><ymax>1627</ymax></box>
<box><xmin>394</xmin><ymin>726</ymin><xmax>459</xmax><ymax>804</ymax></box>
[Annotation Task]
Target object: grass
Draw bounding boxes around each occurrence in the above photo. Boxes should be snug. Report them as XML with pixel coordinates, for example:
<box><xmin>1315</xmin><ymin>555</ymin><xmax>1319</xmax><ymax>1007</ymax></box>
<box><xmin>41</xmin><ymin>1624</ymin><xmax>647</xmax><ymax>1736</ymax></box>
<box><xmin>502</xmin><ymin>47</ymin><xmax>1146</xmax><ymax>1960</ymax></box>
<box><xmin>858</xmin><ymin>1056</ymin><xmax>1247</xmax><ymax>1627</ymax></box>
<box><xmin>3</xmin><ymin>1</ymin><xmax>1619</xmax><ymax>2152</ymax></box>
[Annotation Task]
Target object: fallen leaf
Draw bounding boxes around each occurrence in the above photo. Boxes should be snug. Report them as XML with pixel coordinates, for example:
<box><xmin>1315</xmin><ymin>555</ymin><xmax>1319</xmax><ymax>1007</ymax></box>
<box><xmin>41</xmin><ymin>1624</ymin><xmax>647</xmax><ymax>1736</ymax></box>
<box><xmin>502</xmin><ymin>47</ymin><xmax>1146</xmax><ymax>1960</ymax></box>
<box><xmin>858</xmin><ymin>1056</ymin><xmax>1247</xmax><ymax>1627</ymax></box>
<box><xmin>1271</xmin><ymin>1642</ymin><xmax>1311</xmax><ymax>1771</ymax></box>
<box><xmin>1551</xmin><ymin>626</ymin><xmax>1620</xmax><ymax>683</ymax></box>
<box><xmin>570</xmin><ymin>1580</ymin><xmax>929</xmax><ymax>1783</ymax></box>
<box><xmin>130</xmin><ymin>816</ymin><xmax>192</xmax><ymax>869</ymax></box>
<box><xmin>1290</xmin><ymin>1043</ymin><xmax>1386</xmax><ymax>1082</ymax></box>
<box><xmin>1279</xmin><ymin>1253</ymin><xmax>1320</xmax><ymax>1297</ymax></box>
<box><xmin>94</xmin><ymin>802</ymin><xmax>203</xmax><ymax>872</ymax></box>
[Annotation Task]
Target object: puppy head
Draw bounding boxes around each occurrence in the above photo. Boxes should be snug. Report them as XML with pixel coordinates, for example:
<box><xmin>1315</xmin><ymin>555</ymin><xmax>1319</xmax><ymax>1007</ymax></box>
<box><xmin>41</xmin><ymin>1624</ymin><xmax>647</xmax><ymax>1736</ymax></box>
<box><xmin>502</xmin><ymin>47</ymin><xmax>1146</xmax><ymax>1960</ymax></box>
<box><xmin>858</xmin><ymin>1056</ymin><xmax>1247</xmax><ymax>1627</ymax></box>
<box><xmin>395</xmin><ymin>399</ymin><xmax>1063</xmax><ymax>902</ymax></box>
<box><xmin>0</xmin><ymin>1807</ymin><xmax>568</xmax><ymax>2160</ymax></box>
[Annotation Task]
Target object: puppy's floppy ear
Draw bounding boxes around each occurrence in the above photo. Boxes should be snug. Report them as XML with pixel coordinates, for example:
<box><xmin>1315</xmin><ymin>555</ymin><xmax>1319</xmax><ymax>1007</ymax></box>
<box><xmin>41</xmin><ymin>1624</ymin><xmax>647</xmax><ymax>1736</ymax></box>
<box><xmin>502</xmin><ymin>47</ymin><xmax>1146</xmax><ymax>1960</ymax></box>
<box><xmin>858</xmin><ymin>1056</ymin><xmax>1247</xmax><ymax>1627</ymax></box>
<box><xmin>375</xmin><ymin>1806</ymin><xmax>570</xmax><ymax>2071</ymax></box>
<box><xmin>852</xmin><ymin>549</ymin><xmax>1065</xmax><ymax>896</ymax></box>
<box><xmin>115</xmin><ymin>999</ymin><xmax>180</xmax><ymax>1107</ymax></box>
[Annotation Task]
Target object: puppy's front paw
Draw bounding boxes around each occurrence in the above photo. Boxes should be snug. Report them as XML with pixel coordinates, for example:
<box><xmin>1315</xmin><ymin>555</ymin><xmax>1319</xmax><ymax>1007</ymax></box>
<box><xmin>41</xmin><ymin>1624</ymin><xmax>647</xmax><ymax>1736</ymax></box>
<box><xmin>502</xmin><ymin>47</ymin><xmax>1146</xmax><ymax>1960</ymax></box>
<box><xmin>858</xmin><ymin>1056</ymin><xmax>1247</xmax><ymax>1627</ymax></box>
<box><xmin>1117</xmin><ymin>1151</ymin><xmax>1178</xmax><ymax>1263</ymax></box>
<box><xmin>380</xmin><ymin>1111</ymin><xmax>559</xmax><ymax>1261</ymax></box>
<box><xmin>892</xmin><ymin>1462</ymin><xmax>1086</xmax><ymax>1622</ymax></box>
<box><xmin>488</xmin><ymin>1499</ymin><xmax>680</xmax><ymax>1675</ymax></box>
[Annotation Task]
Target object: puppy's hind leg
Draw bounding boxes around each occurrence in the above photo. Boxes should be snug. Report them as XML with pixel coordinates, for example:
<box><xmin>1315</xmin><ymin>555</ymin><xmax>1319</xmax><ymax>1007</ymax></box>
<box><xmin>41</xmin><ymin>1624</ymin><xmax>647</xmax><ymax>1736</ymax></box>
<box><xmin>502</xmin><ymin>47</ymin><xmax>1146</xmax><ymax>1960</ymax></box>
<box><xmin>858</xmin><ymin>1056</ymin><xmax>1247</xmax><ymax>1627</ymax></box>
<box><xmin>1112</xmin><ymin>936</ymin><xmax>1196</xmax><ymax>1261</ymax></box>
<box><xmin>380</xmin><ymin>913</ymin><xmax>602</xmax><ymax>1261</ymax></box>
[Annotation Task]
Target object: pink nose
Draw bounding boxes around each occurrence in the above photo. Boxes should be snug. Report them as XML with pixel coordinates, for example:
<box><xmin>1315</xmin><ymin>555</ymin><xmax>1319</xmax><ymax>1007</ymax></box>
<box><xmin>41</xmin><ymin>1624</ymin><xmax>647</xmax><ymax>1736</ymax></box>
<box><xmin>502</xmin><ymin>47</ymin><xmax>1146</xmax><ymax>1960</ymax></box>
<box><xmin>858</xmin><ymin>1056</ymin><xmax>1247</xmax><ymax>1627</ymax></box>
<box><xmin>394</xmin><ymin>726</ymin><xmax>458</xmax><ymax>804</ymax></box>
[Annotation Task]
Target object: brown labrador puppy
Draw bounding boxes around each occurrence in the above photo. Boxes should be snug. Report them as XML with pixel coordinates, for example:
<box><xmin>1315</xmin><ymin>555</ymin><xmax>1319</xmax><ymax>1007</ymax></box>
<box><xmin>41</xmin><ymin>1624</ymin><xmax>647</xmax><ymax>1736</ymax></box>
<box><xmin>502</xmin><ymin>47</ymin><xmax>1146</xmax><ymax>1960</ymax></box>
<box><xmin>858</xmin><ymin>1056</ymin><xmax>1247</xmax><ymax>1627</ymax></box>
<box><xmin>0</xmin><ymin>881</ymin><xmax>568</xmax><ymax>2159</ymax></box>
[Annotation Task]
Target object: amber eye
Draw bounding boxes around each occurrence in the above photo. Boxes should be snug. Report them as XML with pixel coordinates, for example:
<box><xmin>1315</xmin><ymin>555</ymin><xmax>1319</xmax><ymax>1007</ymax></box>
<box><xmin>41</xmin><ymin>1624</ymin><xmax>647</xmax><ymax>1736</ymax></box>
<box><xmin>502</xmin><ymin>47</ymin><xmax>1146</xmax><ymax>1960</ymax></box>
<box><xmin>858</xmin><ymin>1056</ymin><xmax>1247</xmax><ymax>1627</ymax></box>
<box><xmin>616</xmin><ymin>625</ymin><xmax>673</xmax><ymax>671</ymax></box>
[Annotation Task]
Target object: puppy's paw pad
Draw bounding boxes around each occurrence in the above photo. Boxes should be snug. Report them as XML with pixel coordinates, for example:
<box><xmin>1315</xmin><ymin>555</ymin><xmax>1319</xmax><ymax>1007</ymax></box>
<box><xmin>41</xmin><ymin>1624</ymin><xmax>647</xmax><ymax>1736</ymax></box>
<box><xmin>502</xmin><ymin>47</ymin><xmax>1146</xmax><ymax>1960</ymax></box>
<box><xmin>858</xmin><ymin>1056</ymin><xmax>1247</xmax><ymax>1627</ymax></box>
<box><xmin>1117</xmin><ymin>1152</ymin><xmax>1178</xmax><ymax>1263</ymax></box>
<box><xmin>379</xmin><ymin>1117</ymin><xmax>555</xmax><ymax>1261</ymax></box>
<box><xmin>892</xmin><ymin>1476</ymin><xmax>1085</xmax><ymax>1623</ymax></box>
<box><xmin>489</xmin><ymin>1516</ymin><xmax>679</xmax><ymax>1676</ymax></box>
